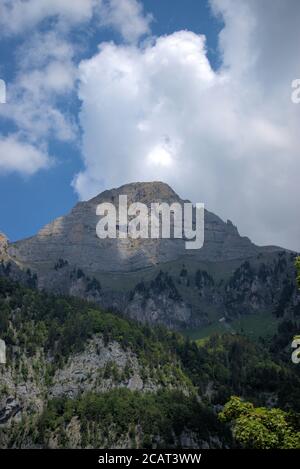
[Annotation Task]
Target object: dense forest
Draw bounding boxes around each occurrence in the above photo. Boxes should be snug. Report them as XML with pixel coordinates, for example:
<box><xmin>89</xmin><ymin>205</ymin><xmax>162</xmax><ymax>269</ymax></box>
<box><xmin>0</xmin><ymin>259</ymin><xmax>300</xmax><ymax>448</ymax></box>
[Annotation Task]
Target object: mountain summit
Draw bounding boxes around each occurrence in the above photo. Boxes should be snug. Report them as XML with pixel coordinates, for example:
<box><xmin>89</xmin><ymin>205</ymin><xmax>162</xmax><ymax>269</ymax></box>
<box><xmin>1</xmin><ymin>181</ymin><xmax>294</xmax><ymax>330</ymax></box>
<box><xmin>6</xmin><ymin>181</ymin><xmax>271</xmax><ymax>275</ymax></box>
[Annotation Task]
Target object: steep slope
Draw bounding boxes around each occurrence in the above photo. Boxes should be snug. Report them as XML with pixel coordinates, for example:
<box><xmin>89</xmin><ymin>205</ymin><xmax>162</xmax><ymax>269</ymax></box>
<box><xmin>6</xmin><ymin>181</ymin><xmax>264</xmax><ymax>275</ymax></box>
<box><xmin>0</xmin><ymin>276</ymin><xmax>226</xmax><ymax>448</ymax></box>
<box><xmin>1</xmin><ymin>275</ymin><xmax>299</xmax><ymax>449</ymax></box>
<box><xmin>1</xmin><ymin>181</ymin><xmax>295</xmax><ymax>330</ymax></box>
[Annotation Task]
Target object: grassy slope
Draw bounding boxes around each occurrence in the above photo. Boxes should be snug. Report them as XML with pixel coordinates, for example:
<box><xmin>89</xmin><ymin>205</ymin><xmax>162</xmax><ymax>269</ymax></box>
<box><xmin>185</xmin><ymin>312</ymin><xmax>280</xmax><ymax>343</ymax></box>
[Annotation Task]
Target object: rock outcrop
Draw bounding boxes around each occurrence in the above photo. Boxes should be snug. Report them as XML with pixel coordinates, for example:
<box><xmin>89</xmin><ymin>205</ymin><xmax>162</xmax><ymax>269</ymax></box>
<box><xmin>49</xmin><ymin>336</ymin><xmax>186</xmax><ymax>398</ymax></box>
<box><xmin>0</xmin><ymin>232</ymin><xmax>8</xmax><ymax>259</ymax></box>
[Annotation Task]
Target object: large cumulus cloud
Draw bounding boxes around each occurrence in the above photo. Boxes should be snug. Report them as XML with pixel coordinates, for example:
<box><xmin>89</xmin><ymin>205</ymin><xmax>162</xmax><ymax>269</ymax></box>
<box><xmin>74</xmin><ymin>1</ymin><xmax>300</xmax><ymax>251</ymax></box>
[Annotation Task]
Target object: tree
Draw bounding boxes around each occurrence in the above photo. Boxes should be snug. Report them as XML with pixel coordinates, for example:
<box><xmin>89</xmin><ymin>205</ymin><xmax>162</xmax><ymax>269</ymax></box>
<box><xmin>293</xmin><ymin>257</ymin><xmax>300</xmax><ymax>355</ymax></box>
<box><xmin>219</xmin><ymin>396</ymin><xmax>300</xmax><ymax>449</ymax></box>
<box><xmin>296</xmin><ymin>257</ymin><xmax>300</xmax><ymax>289</ymax></box>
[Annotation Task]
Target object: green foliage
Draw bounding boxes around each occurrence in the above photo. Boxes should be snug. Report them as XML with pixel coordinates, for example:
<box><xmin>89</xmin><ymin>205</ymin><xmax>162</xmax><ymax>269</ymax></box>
<box><xmin>0</xmin><ymin>275</ymin><xmax>179</xmax><ymax>369</ymax></box>
<box><xmin>2</xmin><ymin>271</ymin><xmax>299</xmax><ymax>407</ymax></box>
<box><xmin>54</xmin><ymin>259</ymin><xmax>68</xmax><ymax>271</ymax></box>
<box><xmin>274</xmin><ymin>280</ymin><xmax>295</xmax><ymax>317</ymax></box>
<box><xmin>178</xmin><ymin>333</ymin><xmax>300</xmax><ymax>410</ymax></box>
<box><xmin>2</xmin><ymin>272</ymin><xmax>300</xmax><ymax>448</ymax></box>
<box><xmin>131</xmin><ymin>271</ymin><xmax>182</xmax><ymax>303</ymax></box>
<box><xmin>296</xmin><ymin>257</ymin><xmax>300</xmax><ymax>289</ymax></box>
<box><xmin>36</xmin><ymin>389</ymin><xmax>229</xmax><ymax>448</ymax></box>
<box><xmin>219</xmin><ymin>396</ymin><xmax>300</xmax><ymax>449</ymax></box>
<box><xmin>195</xmin><ymin>269</ymin><xmax>214</xmax><ymax>289</ymax></box>
<box><xmin>85</xmin><ymin>277</ymin><xmax>101</xmax><ymax>293</ymax></box>
<box><xmin>292</xmin><ymin>257</ymin><xmax>300</xmax><ymax>365</ymax></box>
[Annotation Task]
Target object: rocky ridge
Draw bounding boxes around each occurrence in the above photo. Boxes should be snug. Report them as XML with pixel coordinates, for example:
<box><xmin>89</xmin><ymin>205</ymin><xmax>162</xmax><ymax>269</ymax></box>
<box><xmin>0</xmin><ymin>182</ymin><xmax>295</xmax><ymax>330</ymax></box>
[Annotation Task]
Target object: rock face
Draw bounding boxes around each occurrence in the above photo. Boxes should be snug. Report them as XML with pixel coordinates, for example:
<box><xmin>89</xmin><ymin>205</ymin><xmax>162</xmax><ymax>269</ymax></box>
<box><xmin>49</xmin><ymin>336</ymin><xmax>176</xmax><ymax>399</ymax></box>
<box><xmin>7</xmin><ymin>182</ymin><xmax>264</xmax><ymax>275</ymax></box>
<box><xmin>1</xmin><ymin>181</ymin><xmax>291</xmax><ymax>329</ymax></box>
<box><xmin>0</xmin><ymin>398</ymin><xmax>21</xmax><ymax>425</ymax></box>
<box><xmin>125</xmin><ymin>271</ymin><xmax>192</xmax><ymax>328</ymax></box>
<box><xmin>0</xmin><ymin>232</ymin><xmax>8</xmax><ymax>259</ymax></box>
<box><xmin>0</xmin><ymin>333</ymin><xmax>191</xmax><ymax>434</ymax></box>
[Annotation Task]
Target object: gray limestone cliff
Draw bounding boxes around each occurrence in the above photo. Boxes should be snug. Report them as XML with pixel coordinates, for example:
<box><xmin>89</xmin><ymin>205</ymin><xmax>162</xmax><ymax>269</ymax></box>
<box><xmin>6</xmin><ymin>182</ymin><xmax>264</xmax><ymax>275</ymax></box>
<box><xmin>0</xmin><ymin>182</ymin><xmax>292</xmax><ymax>330</ymax></box>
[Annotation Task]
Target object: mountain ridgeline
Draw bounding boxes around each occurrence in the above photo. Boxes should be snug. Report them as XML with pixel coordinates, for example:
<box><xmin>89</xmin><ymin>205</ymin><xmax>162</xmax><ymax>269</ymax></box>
<box><xmin>0</xmin><ymin>182</ymin><xmax>298</xmax><ymax>331</ymax></box>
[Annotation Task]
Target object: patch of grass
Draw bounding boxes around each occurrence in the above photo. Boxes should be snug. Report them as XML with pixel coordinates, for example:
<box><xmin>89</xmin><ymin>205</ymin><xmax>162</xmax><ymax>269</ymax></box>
<box><xmin>185</xmin><ymin>321</ymin><xmax>229</xmax><ymax>342</ymax></box>
<box><xmin>231</xmin><ymin>311</ymin><xmax>279</xmax><ymax>340</ymax></box>
<box><xmin>184</xmin><ymin>312</ymin><xmax>280</xmax><ymax>343</ymax></box>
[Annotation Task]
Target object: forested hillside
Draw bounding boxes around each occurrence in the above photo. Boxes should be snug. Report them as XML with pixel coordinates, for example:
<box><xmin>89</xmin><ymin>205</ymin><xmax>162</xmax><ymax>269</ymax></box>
<box><xmin>0</xmin><ymin>268</ymin><xmax>300</xmax><ymax>448</ymax></box>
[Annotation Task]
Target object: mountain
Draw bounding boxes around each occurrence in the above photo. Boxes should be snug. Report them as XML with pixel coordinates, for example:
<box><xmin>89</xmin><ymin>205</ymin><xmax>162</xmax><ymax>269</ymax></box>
<box><xmin>6</xmin><ymin>181</ymin><xmax>264</xmax><ymax>273</ymax></box>
<box><xmin>0</xmin><ymin>184</ymin><xmax>300</xmax><ymax>449</ymax></box>
<box><xmin>1</xmin><ymin>182</ymin><xmax>299</xmax><ymax>331</ymax></box>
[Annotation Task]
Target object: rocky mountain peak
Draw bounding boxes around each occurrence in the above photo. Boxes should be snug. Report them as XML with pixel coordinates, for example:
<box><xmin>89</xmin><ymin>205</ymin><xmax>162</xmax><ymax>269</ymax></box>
<box><xmin>0</xmin><ymin>182</ymin><xmax>289</xmax><ymax>331</ymax></box>
<box><xmin>88</xmin><ymin>181</ymin><xmax>182</xmax><ymax>207</ymax></box>
<box><xmin>5</xmin><ymin>181</ymin><xmax>283</xmax><ymax>282</ymax></box>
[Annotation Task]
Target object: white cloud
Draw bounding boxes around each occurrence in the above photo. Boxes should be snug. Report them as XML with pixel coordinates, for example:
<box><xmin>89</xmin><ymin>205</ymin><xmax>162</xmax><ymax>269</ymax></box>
<box><xmin>99</xmin><ymin>0</ymin><xmax>152</xmax><ymax>43</ymax></box>
<box><xmin>75</xmin><ymin>32</ymin><xmax>216</xmax><ymax>196</ymax></box>
<box><xmin>0</xmin><ymin>0</ymin><xmax>152</xmax><ymax>168</ymax></box>
<box><xmin>0</xmin><ymin>0</ymin><xmax>98</xmax><ymax>36</ymax></box>
<box><xmin>0</xmin><ymin>0</ymin><xmax>151</xmax><ymax>43</ymax></box>
<box><xmin>75</xmin><ymin>2</ymin><xmax>300</xmax><ymax>251</ymax></box>
<box><xmin>0</xmin><ymin>33</ymin><xmax>77</xmax><ymax>144</ymax></box>
<box><xmin>16</xmin><ymin>30</ymin><xmax>76</xmax><ymax>70</ymax></box>
<box><xmin>0</xmin><ymin>135</ymin><xmax>50</xmax><ymax>175</ymax></box>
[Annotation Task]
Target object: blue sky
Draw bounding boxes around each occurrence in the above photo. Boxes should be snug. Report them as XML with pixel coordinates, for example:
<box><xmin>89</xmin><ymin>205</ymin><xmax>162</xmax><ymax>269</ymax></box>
<box><xmin>0</xmin><ymin>0</ymin><xmax>222</xmax><ymax>242</ymax></box>
<box><xmin>0</xmin><ymin>0</ymin><xmax>299</xmax><ymax>251</ymax></box>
